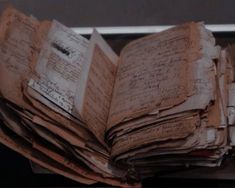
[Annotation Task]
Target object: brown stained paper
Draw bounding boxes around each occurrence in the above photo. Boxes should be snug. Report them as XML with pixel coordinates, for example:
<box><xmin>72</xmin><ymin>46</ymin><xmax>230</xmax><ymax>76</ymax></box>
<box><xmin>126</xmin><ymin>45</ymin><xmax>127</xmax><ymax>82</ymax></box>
<box><xmin>108</xmin><ymin>111</ymin><xmax>197</xmax><ymax>143</ymax></box>
<box><xmin>0</xmin><ymin>8</ymin><xmax>55</xmax><ymax>121</ymax></box>
<box><xmin>146</xmin><ymin>23</ymin><xmax>219</xmax><ymax>118</ymax></box>
<box><xmin>32</xmin><ymin>142</ymin><xmax>98</xmax><ymax>182</ymax></box>
<box><xmin>23</xmin><ymin>85</ymin><xmax>94</xmax><ymax>143</ymax></box>
<box><xmin>25</xmin><ymin>74</ymin><xmax>110</xmax><ymax>159</ymax></box>
<box><xmin>82</xmin><ymin>45</ymin><xmax>117</xmax><ymax>145</ymax></box>
<box><xmin>76</xmin><ymin>150</ymin><xmax>118</xmax><ymax>178</ymax></box>
<box><xmin>215</xmin><ymin>50</ymin><xmax>228</xmax><ymax>125</ymax></box>
<box><xmin>75</xmin><ymin>30</ymin><xmax>118</xmax><ymax>145</ymax></box>
<box><xmin>206</xmin><ymin>61</ymin><xmax>226</xmax><ymax>129</ymax></box>
<box><xmin>22</xmin><ymin>117</ymin><xmax>66</xmax><ymax>151</ymax></box>
<box><xmin>33</xmin><ymin>142</ymin><xmax>130</xmax><ymax>187</ymax></box>
<box><xmin>74</xmin><ymin>148</ymin><xmax>125</xmax><ymax>178</ymax></box>
<box><xmin>111</xmin><ymin>115</ymin><xmax>199</xmax><ymax>158</ymax></box>
<box><xmin>230</xmin><ymin>126</ymin><xmax>235</xmax><ymax>145</ymax></box>
<box><xmin>30</xmin><ymin>20</ymin><xmax>52</xmax><ymax>71</ymax></box>
<box><xmin>228</xmin><ymin>83</ymin><xmax>235</xmax><ymax>125</ymax></box>
<box><xmin>0</xmin><ymin>125</ymin><xmax>96</xmax><ymax>185</ymax></box>
<box><xmin>0</xmin><ymin>102</ymin><xmax>32</xmax><ymax>143</ymax></box>
<box><xmin>114</xmin><ymin>127</ymin><xmax>201</xmax><ymax>162</ymax></box>
<box><xmin>206</xmin><ymin>63</ymin><xmax>223</xmax><ymax>128</ymax></box>
<box><xmin>227</xmin><ymin>45</ymin><xmax>235</xmax><ymax>82</ymax></box>
<box><xmin>26</xmin><ymin>83</ymin><xmax>79</xmax><ymax>122</ymax></box>
<box><xmin>0</xmin><ymin>90</ymin><xmax>116</xmax><ymax>184</ymax></box>
<box><xmin>0</xmin><ymin>8</ymin><xmax>40</xmax><ymax>107</ymax></box>
<box><xmin>108</xmin><ymin>23</ymin><xmax>195</xmax><ymax>128</ymax></box>
<box><xmin>32</xmin><ymin>115</ymin><xmax>87</xmax><ymax>149</ymax></box>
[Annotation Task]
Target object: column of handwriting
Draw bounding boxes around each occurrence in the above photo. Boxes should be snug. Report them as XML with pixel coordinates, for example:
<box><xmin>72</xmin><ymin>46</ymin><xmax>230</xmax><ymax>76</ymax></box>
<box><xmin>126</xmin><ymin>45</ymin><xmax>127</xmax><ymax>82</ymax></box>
<box><xmin>82</xmin><ymin>45</ymin><xmax>117</xmax><ymax>143</ymax></box>
<box><xmin>108</xmin><ymin>24</ymin><xmax>192</xmax><ymax>127</ymax></box>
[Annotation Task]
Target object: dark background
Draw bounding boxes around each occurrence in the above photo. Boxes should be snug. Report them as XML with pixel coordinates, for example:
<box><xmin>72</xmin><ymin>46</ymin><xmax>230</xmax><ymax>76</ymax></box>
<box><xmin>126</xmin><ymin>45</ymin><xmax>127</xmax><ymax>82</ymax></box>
<box><xmin>0</xmin><ymin>0</ymin><xmax>235</xmax><ymax>27</ymax></box>
<box><xmin>0</xmin><ymin>0</ymin><xmax>235</xmax><ymax>187</ymax></box>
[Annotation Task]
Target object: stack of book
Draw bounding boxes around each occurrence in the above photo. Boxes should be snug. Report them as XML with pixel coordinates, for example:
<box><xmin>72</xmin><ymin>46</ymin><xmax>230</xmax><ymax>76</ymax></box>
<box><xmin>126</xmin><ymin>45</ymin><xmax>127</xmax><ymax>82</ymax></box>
<box><xmin>0</xmin><ymin>7</ymin><xmax>234</xmax><ymax>186</ymax></box>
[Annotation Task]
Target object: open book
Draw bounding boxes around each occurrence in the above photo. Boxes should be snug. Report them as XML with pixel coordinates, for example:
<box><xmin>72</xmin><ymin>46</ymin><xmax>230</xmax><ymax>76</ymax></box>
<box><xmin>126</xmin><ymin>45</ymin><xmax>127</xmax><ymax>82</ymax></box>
<box><xmin>0</xmin><ymin>7</ymin><xmax>234</xmax><ymax>186</ymax></box>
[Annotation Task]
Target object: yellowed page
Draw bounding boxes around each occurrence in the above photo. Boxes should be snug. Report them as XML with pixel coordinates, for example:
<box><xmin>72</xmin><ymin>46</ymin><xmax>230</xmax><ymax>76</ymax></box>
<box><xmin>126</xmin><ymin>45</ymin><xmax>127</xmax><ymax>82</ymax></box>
<box><xmin>111</xmin><ymin>114</ymin><xmax>199</xmax><ymax>158</ymax></box>
<box><xmin>23</xmin><ymin>85</ymin><xmax>95</xmax><ymax>143</ymax></box>
<box><xmin>227</xmin><ymin>44</ymin><xmax>235</xmax><ymax>81</ymax></box>
<box><xmin>0</xmin><ymin>8</ymin><xmax>53</xmax><ymax>124</ymax></box>
<box><xmin>108</xmin><ymin>23</ymin><xmax>198</xmax><ymax>128</ymax></box>
<box><xmin>0</xmin><ymin>123</ymin><xmax>96</xmax><ymax>185</ymax></box>
<box><xmin>33</xmin><ymin>142</ymin><xmax>130</xmax><ymax>186</ymax></box>
<box><xmin>0</xmin><ymin>8</ymin><xmax>40</xmax><ymax>107</ymax></box>
<box><xmin>74</xmin><ymin>30</ymin><xmax>118</xmax><ymax>145</ymax></box>
<box><xmin>148</xmin><ymin>23</ymin><xmax>220</xmax><ymax>118</ymax></box>
<box><xmin>28</xmin><ymin>20</ymin><xmax>89</xmax><ymax>114</ymax></box>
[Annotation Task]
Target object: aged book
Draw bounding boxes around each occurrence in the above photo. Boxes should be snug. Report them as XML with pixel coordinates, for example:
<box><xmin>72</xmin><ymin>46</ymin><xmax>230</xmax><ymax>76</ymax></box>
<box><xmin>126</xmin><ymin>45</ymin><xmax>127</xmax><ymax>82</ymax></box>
<box><xmin>0</xmin><ymin>7</ymin><xmax>234</xmax><ymax>186</ymax></box>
